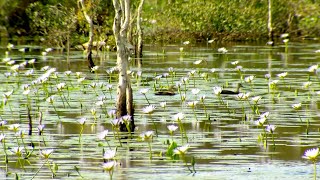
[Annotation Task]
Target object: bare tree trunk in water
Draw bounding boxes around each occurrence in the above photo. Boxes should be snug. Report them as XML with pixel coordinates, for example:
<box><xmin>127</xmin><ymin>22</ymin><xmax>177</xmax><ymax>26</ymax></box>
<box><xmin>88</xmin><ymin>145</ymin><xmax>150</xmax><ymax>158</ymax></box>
<box><xmin>136</xmin><ymin>0</ymin><xmax>144</xmax><ymax>58</ymax></box>
<box><xmin>268</xmin><ymin>0</ymin><xmax>274</xmax><ymax>45</ymax></box>
<box><xmin>79</xmin><ymin>0</ymin><xmax>95</xmax><ymax>71</ymax></box>
<box><xmin>113</xmin><ymin>0</ymin><xmax>135</xmax><ymax>132</ymax></box>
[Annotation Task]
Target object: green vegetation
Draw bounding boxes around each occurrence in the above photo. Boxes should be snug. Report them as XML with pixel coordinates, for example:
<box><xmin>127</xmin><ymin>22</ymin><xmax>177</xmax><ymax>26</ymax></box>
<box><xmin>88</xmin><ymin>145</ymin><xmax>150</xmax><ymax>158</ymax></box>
<box><xmin>0</xmin><ymin>0</ymin><xmax>320</xmax><ymax>45</ymax></box>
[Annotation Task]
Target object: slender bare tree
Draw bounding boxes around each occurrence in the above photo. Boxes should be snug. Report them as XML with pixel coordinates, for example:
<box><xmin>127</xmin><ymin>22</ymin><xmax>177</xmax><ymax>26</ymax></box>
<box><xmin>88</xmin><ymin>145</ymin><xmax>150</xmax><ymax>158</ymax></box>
<box><xmin>268</xmin><ymin>0</ymin><xmax>274</xmax><ymax>44</ymax></box>
<box><xmin>112</xmin><ymin>0</ymin><xmax>135</xmax><ymax>132</ymax></box>
<box><xmin>136</xmin><ymin>0</ymin><xmax>145</xmax><ymax>58</ymax></box>
<box><xmin>79</xmin><ymin>0</ymin><xmax>96</xmax><ymax>70</ymax></box>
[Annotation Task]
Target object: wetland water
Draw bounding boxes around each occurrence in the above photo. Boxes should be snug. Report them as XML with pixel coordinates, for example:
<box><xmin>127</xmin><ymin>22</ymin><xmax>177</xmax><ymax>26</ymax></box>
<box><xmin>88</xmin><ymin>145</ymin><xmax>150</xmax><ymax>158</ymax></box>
<box><xmin>0</xmin><ymin>40</ymin><xmax>320</xmax><ymax>179</ymax></box>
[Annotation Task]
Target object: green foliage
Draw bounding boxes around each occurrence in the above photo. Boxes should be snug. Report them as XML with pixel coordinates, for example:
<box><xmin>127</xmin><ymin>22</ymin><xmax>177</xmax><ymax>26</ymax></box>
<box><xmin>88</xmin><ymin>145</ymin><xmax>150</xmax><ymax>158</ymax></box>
<box><xmin>143</xmin><ymin>0</ymin><xmax>320</xmax><ymax>42</ymax></box>
<box><xmin>166</xmin><ymin>140</ymin><xmax>178</xmax><ymax>158</ymax></box>
<box><xmin>26</xmin><ymin>2</ymin><xmax>77</xmax><ymax>47</ymax></box>
<box><xmin>2</xmin><ymin>0</ymin><xmax>320</xmax><ymax>43</ymax></box>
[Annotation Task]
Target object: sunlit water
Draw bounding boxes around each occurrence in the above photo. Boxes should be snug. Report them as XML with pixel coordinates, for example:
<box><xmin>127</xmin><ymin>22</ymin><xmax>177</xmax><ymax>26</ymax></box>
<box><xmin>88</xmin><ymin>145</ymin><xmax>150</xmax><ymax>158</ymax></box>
<box><xmin>0</xmin><ymin>39</ymin><xmax>320</xmax><ymax>179</ymax></box>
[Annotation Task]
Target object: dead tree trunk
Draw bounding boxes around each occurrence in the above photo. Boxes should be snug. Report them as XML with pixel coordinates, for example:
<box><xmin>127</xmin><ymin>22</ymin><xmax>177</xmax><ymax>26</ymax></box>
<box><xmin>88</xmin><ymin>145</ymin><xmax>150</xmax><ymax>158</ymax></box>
<box><xmin>79</xmin><ymin>0</ymin><xmax>95</xmax><ymax>71</ymax></box>
<box><xmin>113</xmin><ymin>0</ymin><xmax>135</xmax><ymax>132</ymax></box>
<box><xmin>136</xmin><ymin>0</ymin><xmax>144</xmax><ymax>58</ymax></box>
<box><xmin>268</xmin><ymin>0</ymin><xmax>274</xmax><ymax>45</ymax></box>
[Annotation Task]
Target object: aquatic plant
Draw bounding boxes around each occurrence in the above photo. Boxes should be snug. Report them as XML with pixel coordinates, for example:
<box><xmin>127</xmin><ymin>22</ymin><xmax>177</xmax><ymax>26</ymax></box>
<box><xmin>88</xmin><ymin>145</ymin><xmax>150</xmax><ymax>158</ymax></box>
<box><xmin>102</xmin><ymin>161</ymin><xmax>117</xmax><ymax>180</ymax></box>
<box><xmin>140</xmin><ymin>88</ymin><xmax>150</xmax><ymax>105</ymax></box>
<box><xmin>140</xmin><ymin>131</ymin><xmax>154</xmax><ymax>159</ymax></box>
<box><xmin>174</xmin><ymin>144</ymin><xmax>194</xmax><ymax>173</ymax></box>
<box><xmin>160</xmin><ymin>101</ymin><xmax>167</xmax><ymax>110</ymax></box>
<box><xmin>302</xmin><ymin>147</ymin><xmax>320</xmax><ymax>180</ymax></box>
<box><xmin>142</xmin><ymin>105</ymin><xmax>157</xmax><ymax>136</ymax></box>
<box><xmin>173</xmin><ymin>112</ymin><xmax>188</xmax><ymax>142</ymax></box>
<box><xmin>187</xmin><ymin>101</ymin><xmax>198</xmax><ymax>121</ymax></box>
<box><xmin>265</xmin><ymin>125</ymin><xmax>276</xmax><ymax>149</ymax></box>
<box><xmin>78</xmin><ymin>117</ymin><xmax>86</xmax><ymax>143</ymax></box>
<box><xmin>46</xmin><ymin>95</ymin><xmax>60</xmax><ymax>119</ymax></box>
<box><xmin>167</xmin><ymin>124</ymin><xmax>178</xmax><ymax>141</ymax></box>
<box><xmin>199</xmin><ymin>95</ymin><xmax>208</xmax><ymax>117</ymax></box>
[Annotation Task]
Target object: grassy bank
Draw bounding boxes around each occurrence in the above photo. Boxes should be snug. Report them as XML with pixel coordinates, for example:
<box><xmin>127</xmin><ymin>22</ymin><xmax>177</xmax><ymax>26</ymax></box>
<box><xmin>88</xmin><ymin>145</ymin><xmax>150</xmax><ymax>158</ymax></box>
<box><xmin>0</xmin><ymin>0</ymin><xmax>319</xmax><ymax>45</ymax></box>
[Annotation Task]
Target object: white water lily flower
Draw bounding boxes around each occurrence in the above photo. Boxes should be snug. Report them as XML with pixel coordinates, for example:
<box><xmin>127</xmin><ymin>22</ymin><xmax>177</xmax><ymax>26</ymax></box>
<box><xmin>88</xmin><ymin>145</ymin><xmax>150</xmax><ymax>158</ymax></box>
<box><xmin>108</xmin><ymin>110</ymin><xmax>116</xmax><ymax>118</ymax></box>
<box><xmin>102</xmin><ymin>161</ymin><xmax>117</xmax><ymax>172</ymax></box>
<box><xmin>181</xmin><ymin>77</ymin><xmax>189</xmax><ymax>84</ymax></box>
<box><xmin>280</xmin><ymin>33</ymin><xmax>289</xmax><ymax>38</ymax></box>
<box><xmin>188</xmin><ymin>70</ymin><xmax>196</xmax><ymax>76</ymax></box>
<box><xmin>106</xmin><ymin>84</ymin><xmax>113</xmax><ymax>91</ymax></box>
<box><xmin>56</xmin><ymin>83</ymin><xmax>66</xmax><ymax>91</ymax></box>
<box><xmin>194</xmin><ymin>60</ymin><xmax>203</xmax><ymax>65</ymax></box>
<box><xmin>303</xmin><ymin>81</ymin><xmax>312</xmax><ymax>88</ymax></box>
<box><xmin>64</xmin><ymin>70</ymin><xmax>72</xmax><ymax>76</ymax></box>
<box><xmin>308</xmin><ymin>64</ymin><xmax>319</xmax><ymax>72</ymax></box>
<box><xmin>277</xmin><ymin>72</ymin><xmax>288</xmax><ymax>78</ymax></box>
<box><xmin>37</xmin><ymin>124</ymin><xmax>45</xmax><ymax>133</ymax></box>
<box><xmin>46</xmin><ymin>96</ymin><xmax>55</xmax><ymax>104</ymax></box>
<box><xmin>140</xmin><ymin>131</ymin><xmax>154</xmax><ymax>141</ymax></box>
<box><xmin>28</xmin><ymin>59</ymin><xmax>36</xmax><ymax>64</ymax></box>
<box><xmin>8</xmin><ymin>124</ymin><xmax>20</xmax><ymax>132</ymax></box>
<box><xmin>45</xmin><ymin>48</ymin><xmax>53</xmax><ymax>52</ymax></box>
<box><xmin>111</xmin><ymin>118</ymin><xmax>123</xmax><ymax>126</ymax></box>
<box><xmin>160</xmin><ymin>102</ymin><xmax>167</xmax><ymax>108</ymax></box>
<box><xmin>292</xmin><ymin>103</ymin><xmax>302</xmax><ymax>110</ymax></box>
<box><xmin>260</xmin><ymin>112</ymin><xmax>270</xmax><ymax>119</ymax></box>
<box><xmin>265</xmin><ymin>73</ymin><xmax>271</xmax><ymax>79</ymax></box>
<box><xmin>174</xmin><ymin>144</ymin><xmax>190</xmax><ymax>155</ymax></box>
<box><xmin>191</xmin><ymin>89</ymin><xmax>200</xmax><ymax>95</ymax></box>
<box><xmin>41</xmin><ymin>149</ymin><xmax>54</xmax><ymax>159</ymax></box>
<box><xmin>213</xmin><ymin>86</ymin><xmax>222</xmax><ymax>95</ymax></box>
<box><xmin>168</xmin><ymin>67</ymin><xmax>174</xmax><ymax>73</ymax></box>
<box><xmin>255</xmin><ymin>117</ymin><xmax>266</xmax><ymax>126</ymax></box>
<box><xmin>0</xmin><ymin>134</ymin><xmax>6</xmax><ymax>142</ymax></box>
<box><xmin>77</xmin><ymin>77</ymin><xmax>86</xmax><ymax>83</ymax></box>
<box><xmin>12</xmin><ymin>147</ymin><xmax>24</xmax><ymax>157</ymax></box>
<box><xmin>98</xmin><ymin>130</ymin><xmax>109</xmax><ymax>140</ymax></box>
<box><xmin>238</xmin><ymin>92</ymin><xmax>250</xmax><ymax>100</ymax></box>
<box><xmin>266</xmin><ymin>125</ymin><xmax>276</xmax><ymax>133</ymax></box>
<box><xmin>244</xmin><ymin>75</ymin><xmax>254</xmax><ymax>83</ymax></box>
<box><xmin>23</xmin><ymin>89</ymin><xmax>30</xmax><ymax>95</ymax></box>
<box><xmin>167</xmin><ymin>125</ymin><xmax>178</xmax><ymax>133</ymax></box>
<box><xmin>217</xmin><ymin>47</ymin><xmax>228</xmax><ymax>53</ymax></box>
<box><xmin>122</xmin><ymin>115</ymin><xmax>132</xmax><ymax>122</ymax></box>
<box><xmin>183</xmin><ymin>41</ymin><xmax>190</xmax><ymax>45</ymax></box>
<box><xmin>302</xmin><ymin>148</ymin><xmax>319</xmax><ymax>162</ymax></box>
<box><xmin>173</xmin><ymin>112</ymin><xmax>185</xmax><ymax>121</ymax></box>
<box><xmin>252</xmin><ymin>96</ymin><xmax>261</xmax><ymax>103</ymax></box>
<box><xmin>142</xmin><ymin>105</ymin><xmax>156</xmax><ymax>114</ymax></box>
<box><xmin>0</xmin><ymin>120</ymin><xmax>7</xmax><ymax>127</ymax></box>
<box><xmin>269</xmin><ymin>80</ymin><xmax>279</xmax><ymax>88</ymax></box>
<box><xmin>231</xmin><ymin>61</ymin><xmax>239</xmax><ymax>65</ymax></box>
<box><xmin>235</xmin><ymin>65</ymin><xmax>242</xmax><ymax>71</ymax></box>
<box><xmin>103</xmin><ymin>149</ymin><xmax>117</xmax><ymax>160</ymax></box>
<box><xmin>3</xmin><ymin>90</ymin><xmax>13</xmax><ymax>99</ymax></box>
<box><xmin>16</xmin><ymin>130</ymin><xmax>26</xmax><ymax>138</ymax></box>
<box><xmin>187</xmin><ymin>101</ymin><xmax>198</xmax><ymax>108</ymax></box>
<box><xmin>139</xmin><ymin>88</ymin><xmax>149</xmax><ymax>95</ymax></box>
<box><xmin>19</xmin><ymin>48</ymin><xmax>26</xmax><ymax>52</ymax></box>
<box><xmin>78</xmin><ymin>118</ymin><xmax>86</xmax><ymax>125</ymax></box>
<box><xmin>199</xmin><ymin>95</ymin><xmax>206</xmax><ymax>102</ymax></box>
<box><xmin>7</xmin><ymin>43</ymin><xmax>14</xmax><ymax>49</ymax></box>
